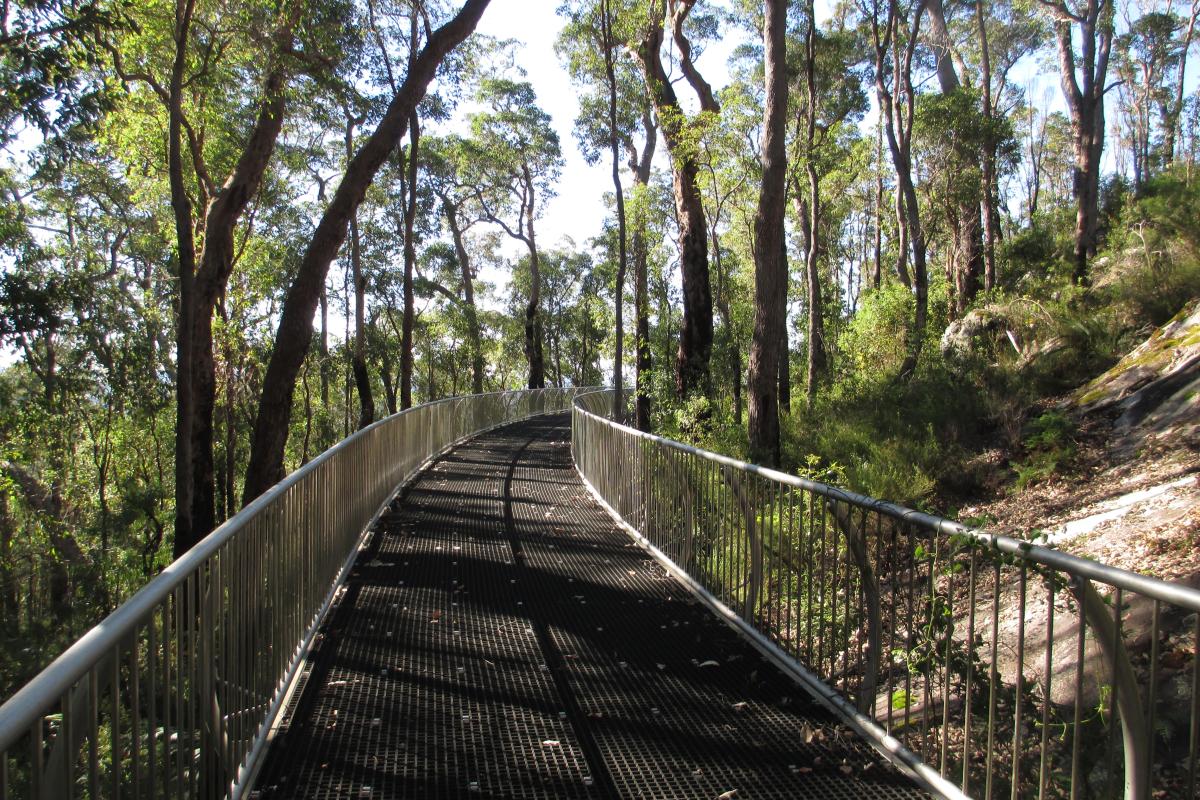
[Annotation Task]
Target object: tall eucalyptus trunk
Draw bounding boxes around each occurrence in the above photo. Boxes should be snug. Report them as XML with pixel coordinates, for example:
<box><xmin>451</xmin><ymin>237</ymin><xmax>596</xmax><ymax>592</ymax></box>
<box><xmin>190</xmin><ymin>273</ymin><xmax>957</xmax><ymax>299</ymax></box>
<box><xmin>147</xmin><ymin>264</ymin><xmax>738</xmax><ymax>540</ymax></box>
<box><xmin>747</xmin><ymin>0</ymin><xmax>789</xmax><ymax>467</ymax></box>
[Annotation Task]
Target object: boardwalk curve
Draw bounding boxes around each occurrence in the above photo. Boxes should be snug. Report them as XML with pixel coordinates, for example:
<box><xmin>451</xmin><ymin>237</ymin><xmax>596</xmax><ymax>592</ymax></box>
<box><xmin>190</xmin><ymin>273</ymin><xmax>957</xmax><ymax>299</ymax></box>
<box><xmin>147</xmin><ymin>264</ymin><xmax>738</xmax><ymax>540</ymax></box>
<box><xmin>252</xmin><ymin>414</ymin><xmax>924</xmax><ymax>799</ymax></box>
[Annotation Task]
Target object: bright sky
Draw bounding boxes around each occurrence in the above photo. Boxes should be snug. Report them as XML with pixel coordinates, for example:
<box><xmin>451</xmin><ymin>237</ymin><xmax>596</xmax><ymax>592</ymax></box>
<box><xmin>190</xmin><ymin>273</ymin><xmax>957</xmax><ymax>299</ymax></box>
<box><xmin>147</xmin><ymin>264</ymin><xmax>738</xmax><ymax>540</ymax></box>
<box><xmin>471</xmin><ymin>0</ymin><xmax>616</xmax><ymax>251</ymax></box>
<box><xmin>466</xmin><ymin>0</ymin><xmax>743</xmax><ymax>254</ymax></box>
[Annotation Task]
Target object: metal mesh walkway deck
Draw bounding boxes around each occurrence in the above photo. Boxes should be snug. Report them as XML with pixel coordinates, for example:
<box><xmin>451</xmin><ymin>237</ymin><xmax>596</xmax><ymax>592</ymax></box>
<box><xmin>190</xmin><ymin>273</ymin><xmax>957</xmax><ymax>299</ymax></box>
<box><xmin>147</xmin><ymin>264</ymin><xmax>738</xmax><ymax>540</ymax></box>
<box><xmin>251</xmin><ymin>415</ymin><xmax>926</xmax><ymax>799</ymax></box>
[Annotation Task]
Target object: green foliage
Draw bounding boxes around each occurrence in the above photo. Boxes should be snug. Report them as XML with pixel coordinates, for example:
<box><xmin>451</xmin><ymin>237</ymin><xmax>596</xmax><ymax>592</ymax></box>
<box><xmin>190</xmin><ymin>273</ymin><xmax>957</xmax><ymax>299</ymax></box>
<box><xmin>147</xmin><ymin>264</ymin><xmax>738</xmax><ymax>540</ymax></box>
<box><xmin>1098</xmin><ymin>168</ymin><xmax>1200</xmax><ymax>326</ymax></box>
<box><xmin>1012</xmin><ymin>410</ymin><xmax>1076</xmax><ymax>491</ymax></box>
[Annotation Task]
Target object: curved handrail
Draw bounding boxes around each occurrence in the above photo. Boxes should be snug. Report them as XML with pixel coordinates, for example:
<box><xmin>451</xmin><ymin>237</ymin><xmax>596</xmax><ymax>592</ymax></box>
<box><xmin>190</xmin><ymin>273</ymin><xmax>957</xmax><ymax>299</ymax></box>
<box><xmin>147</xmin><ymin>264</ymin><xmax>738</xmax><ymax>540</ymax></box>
<box><xmin>0</xmin><ymin>387</ymin><xmax>595</xmax><ymax>798</ymax></box>
<box><xmin>572</xmin><ymin>390</ymin><xmax>1200</xmax><ymax>612</ymax></box>
<box><xmin>572</xmin><ymin>388</ymin><xmax>1200</xmax><ymax>800</ymax></box>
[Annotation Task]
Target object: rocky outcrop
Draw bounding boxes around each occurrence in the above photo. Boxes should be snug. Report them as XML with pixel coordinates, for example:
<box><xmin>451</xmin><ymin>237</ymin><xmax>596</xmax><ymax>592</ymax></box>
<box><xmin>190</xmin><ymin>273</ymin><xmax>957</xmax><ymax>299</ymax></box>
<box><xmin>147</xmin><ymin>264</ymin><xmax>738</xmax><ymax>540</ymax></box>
<box><xmin>1074</xmin><ymin>299</ymin><xmax>1200</xmax><ymax>456</ymax></box>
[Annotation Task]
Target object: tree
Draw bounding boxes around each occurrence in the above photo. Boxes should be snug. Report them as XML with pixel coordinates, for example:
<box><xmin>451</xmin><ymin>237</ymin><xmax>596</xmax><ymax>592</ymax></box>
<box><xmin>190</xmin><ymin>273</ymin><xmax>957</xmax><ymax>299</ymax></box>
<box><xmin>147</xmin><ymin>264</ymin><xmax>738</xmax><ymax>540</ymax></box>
<box><xmin>425</xmin><ymin>135</ymin><xmax>487</xmax><ymax>394</ymax></box>
<box><xmin>788</xmin><ymin>4</ymin><xmax>867</xmax><ymax>403</ymax></box>
<box><xmin>636</xmin><ymin>0</ymin><xmax>719</xmax><ymax>401</ymax></box>
<box><xmin>864</xmin><ymin>0</ymin><xmax>930</xmax><ymax>377</ymax></box>
<box><xmin>242</xmin><ymin>0</ymin><xmax>492</xmax><ymax>504</ymax></box>
<box><xmin>747</xmin><ymin>0</ymin><xmax>788</xmax><ymax>466</ymax></box>
<box><xmin>558</xmin><ymin>0</ymin><xmax>641</xmax><ymax>415</ymax></box>
<box><xmin>1116</xmin><ymin>8</ymin><xmax>1183</xmax><ymax>190</ymax></box>
<box><xmin>464</xmin><ymin>77</ymin><xmax>563</xmax><ymax>390</ymax></box>
<box><xmin>1038</xmin><ymin>0</ymin><xmax>1114</xmax><ymax>284</ymax></box>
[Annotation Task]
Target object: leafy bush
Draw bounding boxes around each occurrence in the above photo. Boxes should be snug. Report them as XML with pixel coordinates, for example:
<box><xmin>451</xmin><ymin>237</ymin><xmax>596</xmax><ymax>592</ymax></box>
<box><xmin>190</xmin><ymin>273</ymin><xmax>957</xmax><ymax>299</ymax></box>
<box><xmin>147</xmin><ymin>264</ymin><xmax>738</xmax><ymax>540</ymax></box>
<box><xmin>1012</xmin><ymin>410</ymin><xmax>1076</xmax><ymax>491</ymax></box>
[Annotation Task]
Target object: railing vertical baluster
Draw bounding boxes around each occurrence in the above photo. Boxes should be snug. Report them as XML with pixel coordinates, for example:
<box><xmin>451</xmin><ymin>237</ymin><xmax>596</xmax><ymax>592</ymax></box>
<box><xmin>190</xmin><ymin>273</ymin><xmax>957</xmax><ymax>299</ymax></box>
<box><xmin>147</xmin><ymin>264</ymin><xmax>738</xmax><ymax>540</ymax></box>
<box><xmin>903</xmin><ymin>524</ymin><xmax>917</xmax><ymax>749</ymax></box>
<box><xmin>174</xmin><ymin>587</ymin><xmax>184</xmax><ymax>799</ymax></box>
<box><xmin>1010</xmin><ymin>563</ymin><xmax>1027</xmax><ymax>800</ymax></box>
<box><xmin>886</xmin><ymin>516</ymin><xmax>897</xmax><ymax>736</ymax></box>
<box><xmin>129</xmin><ymin>636</ymin><xmax>140</xmax><ymax>799</ymax></box>
<box><xmin>147</xmin><ymin>615</ymin><xmax>157</xmax><ymax>799</ymax></box>
<box><xmin>984</xmin><ymin>560</ymin><xmax>1000</xmax><ymax>799</ymax></box>
<box><xmin>60</xmin><ymin>687</ymin><xmax>72</xmax><ymax>800</ymax></box>
<box><xmin>940</xmin><ymin>544</ymin><xmax>953</xmax><ymax>775</ymax></box>
<box><xmin>1144</xmin><ymin>599</ymin><xmax>1159</xmax><ymax>800</ymax></box>
<box><xmin>921</xmin><ymin>537</ymin><xmax>933</xmax><ymax>755</ymax></box>
<box><xmin>1188</xmin><ymin>612</ymin><xmax>1199</xmax><ymax>798</ymax></box>
<box><xmin>1109</xmin><ymin>586</ymin><xmax>1123</xmax><ymax>798</ymax></box>
<box><xmin>1038</xmin><ymin>579</ymin><xmax>1055</xmax><ymax>800</ymax></box>
<box><xmin>29</xmin><ymin>719</ymin><xmax>41</xmax><ymax>800</ymax></box>
<box><xmin>111</xmin><ymin>648</ymin><xmax>121</xmax><ymax>800</ymax></box>
<box><xmin>962</xmin><ymin>549</ymin><xmax>977</xmax><ymax>795</ymax></box>
<box><xmin>88</xmin><ymin>667</ymin><xmax>99</xmax><ymax>800</ymax></box>
<box><xmin>1069</xmin><ymin>597</ymin><xmax>1086</xmax><ymax>800</ymax></box>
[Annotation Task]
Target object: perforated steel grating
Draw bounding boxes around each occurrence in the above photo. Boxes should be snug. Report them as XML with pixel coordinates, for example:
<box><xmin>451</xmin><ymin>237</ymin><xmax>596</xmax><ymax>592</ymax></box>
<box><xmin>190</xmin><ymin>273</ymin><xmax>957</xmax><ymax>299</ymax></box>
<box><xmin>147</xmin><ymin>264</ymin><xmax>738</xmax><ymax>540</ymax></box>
<box><xmin>252</xmin><ymin>415</ymin><xmax>928</xmax><ymax>799</ymax></box>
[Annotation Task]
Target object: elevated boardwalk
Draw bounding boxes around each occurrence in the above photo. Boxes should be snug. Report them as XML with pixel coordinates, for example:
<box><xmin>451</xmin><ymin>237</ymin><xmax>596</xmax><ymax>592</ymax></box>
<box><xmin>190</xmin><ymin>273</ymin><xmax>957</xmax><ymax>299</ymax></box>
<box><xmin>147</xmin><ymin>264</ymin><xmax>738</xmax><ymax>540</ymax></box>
<box><xmin>251</xmin><ymin>414</ymin><xmax>923</xmax><ymax>799</ymax></box>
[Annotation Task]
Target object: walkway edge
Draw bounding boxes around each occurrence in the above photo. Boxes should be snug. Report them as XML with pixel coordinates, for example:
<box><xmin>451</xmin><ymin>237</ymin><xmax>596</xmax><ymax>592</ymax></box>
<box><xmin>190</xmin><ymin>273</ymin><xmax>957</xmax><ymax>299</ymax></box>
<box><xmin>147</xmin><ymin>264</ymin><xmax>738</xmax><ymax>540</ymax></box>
<box><xmin>573</xmin><ymin>467</ymin><xmax>968</xmax><ymax>800</ymax></box>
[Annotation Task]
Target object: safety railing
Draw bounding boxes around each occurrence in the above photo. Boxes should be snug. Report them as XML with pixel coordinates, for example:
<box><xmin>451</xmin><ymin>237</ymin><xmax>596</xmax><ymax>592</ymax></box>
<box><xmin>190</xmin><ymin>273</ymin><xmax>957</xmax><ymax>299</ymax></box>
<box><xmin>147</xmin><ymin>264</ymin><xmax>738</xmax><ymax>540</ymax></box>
<box><xmin>0</xmin><ymin>387</ymin><xmax>593</xmax><ymax>800</ymax></box>
<box><xmin>572</xmin><ymin>389</ymin><xmax>1200</xmax><ymax>800</ymax></box>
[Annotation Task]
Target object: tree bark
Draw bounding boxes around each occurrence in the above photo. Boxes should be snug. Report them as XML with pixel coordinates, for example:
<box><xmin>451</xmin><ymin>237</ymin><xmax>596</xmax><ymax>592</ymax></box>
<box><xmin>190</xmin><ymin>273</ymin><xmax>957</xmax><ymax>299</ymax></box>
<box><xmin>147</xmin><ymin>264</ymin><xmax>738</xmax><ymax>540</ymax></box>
<box><xmin>1042</xmin><ymin>0</ymin><xmax>1112</xmax><ymax>285</ymax></box>
<box><xmin>778</xmin><ymin>286</ymin><xmax>790</xmax><ymax>414</ymax></box>
<box><xmin>747</xmin><ymin>0</ymin><xmax>788</xmax><ymax>467</ymax></box>
<box><xmin>797</xmin><ymin>4</ymin><xmax>826</xmax><ymax>408</ymax></box>
<box><xmin>401</xmin><ymin>112</ymin><xmax>420</xmax><ymax>408</ymax></box>
<box><xmin>601</xmin><ymin>0</ymin><xmax>628</xmax><ymax>417</ymax></box>
<box><xmin>637</xmin><ymin>0</ymin><xmax>714</xmax><ymax>401</ymax></box>
<box><xmin>346</xmin><ymin>113</ymin><xmax>375</xmax><ymax>430</ymax></box>
<box><xmin>872</xmin><ymin>119</ymin><xmax>884</xmax><ymax>290</ymax></box>
<box><xmin>170</xmin><ymin>0</ymin><xmax>198</xmax><ymax>560</ymax></box>
<box><xmin>1165</xmin><ymin>3</ymin><xmax>1199</xmax><ymax>162</ymax></box>
<box><xmin>926</xmin><ymin>0</ymin><xmax>982</xmax><ymax>315</ymax></box>
<box><xmin>712</xmin><ymin>224</ymin><xmax>740</xmax><ymax>424</ymax></box>
<box><xmin>441</xmin><ymin>196</ymin><xmax>484</xmax><ymax>393</ymax></box>
<box><xmin>871</xmin><ymin>0</ymin><xmax>929</xmax><ymax>378</ymax></box>
<box><xmin>631</xmin><ymin>115</ymin><xmax>656</xmax><ymax>431</ymax></box>
<box><xmin>185</xmin><ymin>9</ymin><xmax>299</xmax><ymax>551</ymax></box>
<box><xmin>350</xmin><ymin>211</ymin><xmax>374</xmax><ymax>428</ymax></box>
<box><xmin>522</xmin><ymin>163</ymin><xmax>545</xmax><ymax>389</ymax></box>
<box><xmin>975</xmin><ymin>0</ymin><xmax>998</xmax><ymax>291</ymax></box>
<box><xmin>242</xmin><ymin>0</ymin><xmax>492</xmax><ymax>504</ymax></box>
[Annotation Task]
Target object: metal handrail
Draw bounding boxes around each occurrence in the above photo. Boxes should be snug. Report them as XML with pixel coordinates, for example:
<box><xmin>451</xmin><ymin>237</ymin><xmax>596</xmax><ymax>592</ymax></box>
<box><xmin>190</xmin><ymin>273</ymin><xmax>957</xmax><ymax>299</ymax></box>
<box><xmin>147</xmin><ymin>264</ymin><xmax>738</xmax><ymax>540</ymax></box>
<box><xmin>572</xmin><ymin>389</ymin><xmax>1200</xmax><ymax>800</ymax></box>
<box><xmin>0</xmin><ymin>387</ymin><xmax>594</xmax><ymax>799</ymax></box>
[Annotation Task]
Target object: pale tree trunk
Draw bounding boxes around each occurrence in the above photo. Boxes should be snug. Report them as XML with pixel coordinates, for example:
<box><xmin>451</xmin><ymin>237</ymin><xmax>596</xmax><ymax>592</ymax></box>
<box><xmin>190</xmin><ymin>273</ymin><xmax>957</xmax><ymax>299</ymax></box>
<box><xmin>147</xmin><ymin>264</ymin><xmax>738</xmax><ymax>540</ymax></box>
<box><xmin>778</xmin><ymin>271</ymin><xmax>791</xmax><ymax>415</ymax></box>
<box><xmin>711</xmin><ymin>224</ymin><xmax>741</xmax><ymax>424</ymax></box>
<box><xmin>798</xmin><ymin>2</ymin><xmax>825</xmax><ymax>408</ymax></box>
<box><xmin>872</xmin><ymin>119</ymin><xmax>884</xmax><ymax>290</ymax></box>
<box><xmin>976</xmin><ymin>0</ymin><xmax>998</xmax><ymax>291</ymax></box>
<box><xmin>243</xmin><ymin>0</ymin><xmax>492</xmax><ymax>504</ymax></box>
<box><xmin>926</xmin><ymin>0</ymin><xmax>982</xmax><ymax>314</ymax></box>
<box><xmin>747</xmin><ymin>0</ymin><xmax>788</xmax><ymax>467</ymax></box>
